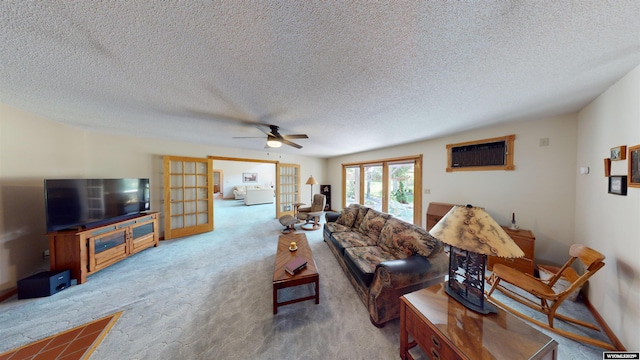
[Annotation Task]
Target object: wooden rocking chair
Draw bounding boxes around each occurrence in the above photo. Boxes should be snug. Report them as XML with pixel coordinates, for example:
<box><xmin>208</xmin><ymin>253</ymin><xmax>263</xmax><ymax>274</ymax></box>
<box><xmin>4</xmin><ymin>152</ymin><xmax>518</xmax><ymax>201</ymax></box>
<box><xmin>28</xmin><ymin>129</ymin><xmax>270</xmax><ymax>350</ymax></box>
<box><xmin>486</xmin><ymin>244</ymin><xmax>626</xmax><ymax>351</ymax></box>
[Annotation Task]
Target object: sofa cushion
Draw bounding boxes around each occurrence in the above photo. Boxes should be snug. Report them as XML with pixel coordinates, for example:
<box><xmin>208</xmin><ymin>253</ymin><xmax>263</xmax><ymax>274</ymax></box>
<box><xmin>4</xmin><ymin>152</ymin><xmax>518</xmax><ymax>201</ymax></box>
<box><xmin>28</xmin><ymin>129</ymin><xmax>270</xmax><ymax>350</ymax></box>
<box><xmin>336</xmin><ymin>207</ymin><xmax>358</xmax><ymax>228</ymax></box>
<box><xmin>324</xmin><ymin>222</ymin><xmax>351</xmax><ymax>234</ymax></box>
<box><xmin>378</xmin><ymin>217</ymin><xmax>440</xmax><ymax>259</ymax></box>
<box><xmin>358</xmin><ymin>209</ymin><xmax>391</xmax><ymax>242</ymax></box>
<box><xmin>330</xmin><ymin>231</ymin><xmax>378</xmax><ymax>255</ymax></box>
<box><xmin>343</xmin><ymin>246</ymin><xmax>397</xmax><ymax>287</ymax></box>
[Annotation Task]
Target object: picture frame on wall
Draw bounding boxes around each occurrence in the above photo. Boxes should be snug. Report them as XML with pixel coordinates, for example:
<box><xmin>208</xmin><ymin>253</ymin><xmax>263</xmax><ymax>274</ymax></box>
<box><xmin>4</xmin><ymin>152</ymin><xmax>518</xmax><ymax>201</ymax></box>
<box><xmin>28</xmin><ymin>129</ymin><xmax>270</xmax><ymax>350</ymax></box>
<box><xmin>629</xmin><ymin>144</ymin><xmax>640</xmax><ymax>188</ymax></box>
<box><xmin>242</xmin><ymin>172</ymin><xmax>258</xmax><ymax>183</ymax></box>
<box><xmin>608</xmin><ymin>175</ymin><xmax>627</xmax><ymax>196</ymax></box>
<box><xmin>610</xmin><ymin>145</ymin><xmax>627</xmax><ymax>161</ymax></box>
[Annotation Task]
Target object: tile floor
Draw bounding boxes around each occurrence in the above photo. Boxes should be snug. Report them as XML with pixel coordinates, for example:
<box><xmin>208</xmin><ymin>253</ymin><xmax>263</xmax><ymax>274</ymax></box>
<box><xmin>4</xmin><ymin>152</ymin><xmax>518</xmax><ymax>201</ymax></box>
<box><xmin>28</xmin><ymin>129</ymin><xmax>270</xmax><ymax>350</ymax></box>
<box><xmin>0</xmin><ymin>312</ymin><xmax>121</xmax><ymax>360</ymax></box>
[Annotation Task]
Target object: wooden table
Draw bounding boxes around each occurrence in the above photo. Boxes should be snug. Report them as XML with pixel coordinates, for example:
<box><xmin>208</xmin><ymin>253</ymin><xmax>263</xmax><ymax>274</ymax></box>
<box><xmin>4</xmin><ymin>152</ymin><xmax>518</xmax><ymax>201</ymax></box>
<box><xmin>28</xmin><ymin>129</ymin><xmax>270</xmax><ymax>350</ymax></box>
<box><xmin>400</xmin><ymin>283</ymin><xmax>557</xmax><ymax>360</ymax></box>
<box><xmin>272</xmin><ymin>233</ymin><xmax>319</xmax><ymax>314</ymax></box>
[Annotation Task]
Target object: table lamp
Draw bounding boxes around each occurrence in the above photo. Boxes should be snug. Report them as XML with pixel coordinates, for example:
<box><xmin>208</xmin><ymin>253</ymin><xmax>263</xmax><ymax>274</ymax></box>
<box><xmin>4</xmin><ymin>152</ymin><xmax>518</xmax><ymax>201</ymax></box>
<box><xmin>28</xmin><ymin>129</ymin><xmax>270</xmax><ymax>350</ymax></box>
<box><xmin>429</xmin><ymin>204</ymin><xmax>524</xmax><ymax>314</ymax></box>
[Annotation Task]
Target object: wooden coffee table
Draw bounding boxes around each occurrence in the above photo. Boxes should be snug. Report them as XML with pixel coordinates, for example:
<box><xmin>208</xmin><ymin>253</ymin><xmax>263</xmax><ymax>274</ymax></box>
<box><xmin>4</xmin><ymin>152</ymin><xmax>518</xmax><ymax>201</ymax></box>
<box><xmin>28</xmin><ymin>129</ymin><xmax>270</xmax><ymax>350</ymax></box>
<box><xmin>272</xmin><ymin>233</ymin><xmax>319</xmax><ymax>314</ymax></box>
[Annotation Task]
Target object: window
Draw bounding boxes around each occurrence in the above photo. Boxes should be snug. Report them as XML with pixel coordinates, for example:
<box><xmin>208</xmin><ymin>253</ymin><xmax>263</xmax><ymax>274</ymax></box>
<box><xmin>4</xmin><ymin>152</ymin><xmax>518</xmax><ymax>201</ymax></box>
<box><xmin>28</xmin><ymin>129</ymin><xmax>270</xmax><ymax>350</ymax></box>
<box><xmin>343</xmin><ymin>155</ymin><xmax>422</xmax><ymax>225</ymax></box>
<box><xmin>345</xmin><ymin>166</ymin><xmax>361</xmax><ymax>206</ymax></box>
<box><xmin>363</xmin><ymin>164</ymin><xmax>383</xmax><ymax>211</ymax></box>
<box><xmin>387</xmin><ymin>162</ymin><xmax>415</xmax><ymax>223</ymax></box>
<box><xmin>446</xmin><ymin>135</ymin><xmax>515</xmax><ymax>172</ymax></box>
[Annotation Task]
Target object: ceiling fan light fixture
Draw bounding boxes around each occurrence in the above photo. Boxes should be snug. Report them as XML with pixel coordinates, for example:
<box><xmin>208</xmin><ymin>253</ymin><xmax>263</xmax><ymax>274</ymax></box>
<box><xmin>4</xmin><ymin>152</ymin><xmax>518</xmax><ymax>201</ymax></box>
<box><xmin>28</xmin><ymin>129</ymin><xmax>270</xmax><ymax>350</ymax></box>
<box><xmin>266</xmin><ymin>137</ymin><xmax>282</xmax><ymax>148</ymax></box>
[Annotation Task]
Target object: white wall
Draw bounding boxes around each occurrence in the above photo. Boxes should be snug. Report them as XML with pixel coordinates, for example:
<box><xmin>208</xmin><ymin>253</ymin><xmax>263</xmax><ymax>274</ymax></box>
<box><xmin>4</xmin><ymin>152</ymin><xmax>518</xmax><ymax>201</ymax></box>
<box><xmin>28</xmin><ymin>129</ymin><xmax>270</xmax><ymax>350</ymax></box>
<box><xmin>328</xmin><ymin>114</ymin><xmax>579</xmax><ymax>266</ymax></box>
<box><xmin>0</xmin><ymin>103</ymin><xmax>325</xmax><ymax>291</ymax></box>
<box><xmin>0</xmin><ymin>105</ymin><xmax>90</xmax><ymax>290</ymax></box>
<box><xmin>575</xmin><ymin>64</ymin><xmax>640</xmax><ymax>348</ymax></box>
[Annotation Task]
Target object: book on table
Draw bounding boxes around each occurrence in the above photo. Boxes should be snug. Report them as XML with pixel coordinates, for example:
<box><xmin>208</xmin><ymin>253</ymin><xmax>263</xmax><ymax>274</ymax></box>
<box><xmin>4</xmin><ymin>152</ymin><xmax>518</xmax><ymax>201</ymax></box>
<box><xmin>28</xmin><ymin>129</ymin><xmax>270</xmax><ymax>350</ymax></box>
<box><xmin>285</xmin><ymin>256</ymin><xmax>307</xmax><ymax>275</ymax></box>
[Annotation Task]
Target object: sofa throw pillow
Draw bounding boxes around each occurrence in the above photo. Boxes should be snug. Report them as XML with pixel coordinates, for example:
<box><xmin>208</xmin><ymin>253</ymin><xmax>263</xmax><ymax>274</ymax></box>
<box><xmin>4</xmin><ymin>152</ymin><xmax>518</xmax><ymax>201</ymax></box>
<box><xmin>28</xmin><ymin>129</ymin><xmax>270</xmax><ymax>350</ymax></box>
<box><xmin>352</xmin><ymin>204</ymin><xmax>370</xmax><ymax>230</ymax></box>
<box><xmin>377</xmin><ymin>218</ymin><xmax>440</xmax><ymax>258</ymax></box>
<box><xmin>377</xmin><ymin>218</ymin><xmax>415</xmax><ymax>258</ymax></box>
<box><xmin>412</xmin><ymin>229</ymin><xmax>441</xmax><ymax>258</ymax></box>
<box><xmin>336</xmin><ymin>207</ymin><xmax>357</xmax><ymax>228</ymax></box>
<box><xmin>358</xmin><ymin>209</ymin><xmax>391</xmax><ymax>242</ymax></box>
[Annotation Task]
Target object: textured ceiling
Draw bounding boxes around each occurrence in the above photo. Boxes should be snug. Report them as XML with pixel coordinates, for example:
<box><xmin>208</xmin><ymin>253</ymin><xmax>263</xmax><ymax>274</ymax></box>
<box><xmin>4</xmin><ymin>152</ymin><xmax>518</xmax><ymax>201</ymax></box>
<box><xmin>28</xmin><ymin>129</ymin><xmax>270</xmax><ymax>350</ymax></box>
<box><xmin>1</xmin><ymin>2</ymin><xmax>639</xmax><ymax>158</ymax></box>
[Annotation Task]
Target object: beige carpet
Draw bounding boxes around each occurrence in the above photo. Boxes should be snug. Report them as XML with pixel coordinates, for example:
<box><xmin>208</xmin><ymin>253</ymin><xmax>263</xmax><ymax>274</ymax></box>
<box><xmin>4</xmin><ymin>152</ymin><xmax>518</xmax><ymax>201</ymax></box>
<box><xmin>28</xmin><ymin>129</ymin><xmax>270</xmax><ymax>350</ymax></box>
<box><xmin>0</xmin><ymin>199</ymin><xmax>614</xmax><ymax>359</ymax></box>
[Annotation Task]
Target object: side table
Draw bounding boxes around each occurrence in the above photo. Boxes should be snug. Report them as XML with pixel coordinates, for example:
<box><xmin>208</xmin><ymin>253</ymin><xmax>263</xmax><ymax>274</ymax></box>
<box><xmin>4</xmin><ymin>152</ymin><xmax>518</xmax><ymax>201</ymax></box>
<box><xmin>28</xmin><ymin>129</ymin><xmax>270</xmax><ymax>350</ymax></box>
<box><xmin>488</xmin><ymin>226</ymin><xmax>536</xmax><ymax>275</ymax></box>
<box><xmin>292</xmin><ymin>202</ymin><xmax>305</xmax><ymax>222</ymax></box>
<box><xmin>400</xmin><ymin>283</ymin><xmax>557</xmax><ymax>360</ymax></box>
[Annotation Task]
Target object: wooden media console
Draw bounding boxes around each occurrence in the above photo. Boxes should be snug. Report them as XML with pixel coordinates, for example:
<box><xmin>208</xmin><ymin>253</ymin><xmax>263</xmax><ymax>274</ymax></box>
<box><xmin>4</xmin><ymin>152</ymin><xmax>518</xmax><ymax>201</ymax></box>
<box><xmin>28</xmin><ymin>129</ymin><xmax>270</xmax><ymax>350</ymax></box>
<box><xmin>47</xmin><ymin>212</ymin><xmax>159</xmax><ymax>284</ymax></box>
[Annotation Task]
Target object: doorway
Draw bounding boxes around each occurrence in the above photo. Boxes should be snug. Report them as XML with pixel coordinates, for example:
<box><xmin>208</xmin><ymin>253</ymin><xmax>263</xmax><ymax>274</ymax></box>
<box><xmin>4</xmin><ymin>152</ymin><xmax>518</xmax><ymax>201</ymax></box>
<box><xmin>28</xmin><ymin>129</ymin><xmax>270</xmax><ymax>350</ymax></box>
<box><xmin>208</xmin><ymin>156</ymin><xmax>301</xmax><ymax>220</ymax></box>
<box><xmin>213</xmin><ymin>170</ymin><xmax>223</xmax><ymax>199</ymax></box>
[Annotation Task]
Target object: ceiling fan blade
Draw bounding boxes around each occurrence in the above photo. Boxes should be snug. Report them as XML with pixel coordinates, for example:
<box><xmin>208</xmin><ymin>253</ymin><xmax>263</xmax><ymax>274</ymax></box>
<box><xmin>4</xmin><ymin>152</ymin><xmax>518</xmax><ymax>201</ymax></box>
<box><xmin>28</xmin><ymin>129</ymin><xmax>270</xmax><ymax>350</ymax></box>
<box><xmin>282</xmin><ymin>134</ymin><xmax>309</xmax><ymax>139</ymax></box>
<box><xmin>254</xmin><ymin>124</ymin><xmax>277</xmax><ymax>137</ymax></box>
<box><xmin>175</xmin><ymin>109</ymin><xmax>259</xmax><ymax>126</ymax></box>
<box><xmin>281</xmin><ymin>138</ymin><xmax>303</xmax><ymax>149</ymax></box>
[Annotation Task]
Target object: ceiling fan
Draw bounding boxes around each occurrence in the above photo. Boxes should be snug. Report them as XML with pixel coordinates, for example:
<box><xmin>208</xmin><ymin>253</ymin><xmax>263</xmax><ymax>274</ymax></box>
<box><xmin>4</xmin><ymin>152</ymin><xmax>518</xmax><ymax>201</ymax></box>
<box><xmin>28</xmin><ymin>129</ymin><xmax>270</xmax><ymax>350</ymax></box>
<box><xmin>233</xmin><ymin>124</ymin><xmax>309</xmax><ymax>149</ymax></box>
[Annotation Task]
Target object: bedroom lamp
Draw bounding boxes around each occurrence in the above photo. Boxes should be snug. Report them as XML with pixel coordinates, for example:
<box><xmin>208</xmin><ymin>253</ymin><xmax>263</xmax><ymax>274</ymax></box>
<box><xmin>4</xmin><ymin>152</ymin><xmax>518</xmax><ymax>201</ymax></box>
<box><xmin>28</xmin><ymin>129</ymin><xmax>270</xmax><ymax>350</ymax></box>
<box><xmin>305</xmin><ymin>175</ymin><xmax>318</xmax><ymax>199</ymax></box>
<box><xmin>430</xmin><ymin>204</ymin><xmax>524</xmax><ymax>314</ymax></box>
<box><xmin>266</xmin><ymin>135</ymin><xmax>282</xmax><ymax>148</ymax></box>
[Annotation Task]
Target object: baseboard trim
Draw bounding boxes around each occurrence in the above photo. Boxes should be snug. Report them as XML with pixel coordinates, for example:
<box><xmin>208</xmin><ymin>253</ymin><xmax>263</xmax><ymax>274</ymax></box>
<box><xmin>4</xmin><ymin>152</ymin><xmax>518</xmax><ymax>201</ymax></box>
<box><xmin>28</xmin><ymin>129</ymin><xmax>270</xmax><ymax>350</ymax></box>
<box><xmin>583</xmin><ymin>294</ymin><xmax>627</xmax><ymax>351</ymax></box>
<box><xmin>0</xmin><ymin>287</ymin><xmax>17</xmax><ymax>303</ymax></box>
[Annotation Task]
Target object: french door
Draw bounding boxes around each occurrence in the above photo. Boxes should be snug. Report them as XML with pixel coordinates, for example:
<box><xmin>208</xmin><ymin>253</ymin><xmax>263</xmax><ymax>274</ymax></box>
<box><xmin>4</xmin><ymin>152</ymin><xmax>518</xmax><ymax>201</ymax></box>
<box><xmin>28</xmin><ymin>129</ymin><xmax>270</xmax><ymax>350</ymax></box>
<box><xmin>343</xmin><ymin>155</ymin><xmax>422</xmax><ymax>225</ymax></box>
<box><xmin>163</xmin><ymin>156</ymin><xmax>213</xmax><ymax>240</ymax></box>
<box><xmin>276</xmin><ymin>163</ymin><xmax>300</xmax><ymax>218</ymax></box>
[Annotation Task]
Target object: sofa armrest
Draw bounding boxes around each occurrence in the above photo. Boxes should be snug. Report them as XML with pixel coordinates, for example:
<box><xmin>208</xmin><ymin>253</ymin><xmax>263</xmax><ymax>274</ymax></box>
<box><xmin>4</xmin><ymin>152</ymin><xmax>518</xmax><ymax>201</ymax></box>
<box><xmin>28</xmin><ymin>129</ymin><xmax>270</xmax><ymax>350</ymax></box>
<box><xmin>375</xmin><ymin>252</ymin><xmax>448</xmax><ymax>288</ymax></box>
<box><xmin>325</xmin><ymin>211</ymin><xmax>341</xmax><ymax>223</ymax></box>
<box><xmin>367</xmin><ymin>251</ymin><xmax>448</xmax><ymax>326</ymax></box>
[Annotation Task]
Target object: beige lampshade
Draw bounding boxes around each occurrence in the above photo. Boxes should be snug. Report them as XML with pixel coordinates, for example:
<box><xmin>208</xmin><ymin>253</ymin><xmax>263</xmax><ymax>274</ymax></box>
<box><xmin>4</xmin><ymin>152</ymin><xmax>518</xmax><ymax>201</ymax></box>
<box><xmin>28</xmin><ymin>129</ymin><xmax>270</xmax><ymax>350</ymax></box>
<box><xmin>306</xmin><ymin>176</ymin><xmax>318</xmax><ymax>185</ymax></box>
<box><xmin>430</xmin><ymin>205</ymin><xmax>524</xmax><ymax>258</ymax></box>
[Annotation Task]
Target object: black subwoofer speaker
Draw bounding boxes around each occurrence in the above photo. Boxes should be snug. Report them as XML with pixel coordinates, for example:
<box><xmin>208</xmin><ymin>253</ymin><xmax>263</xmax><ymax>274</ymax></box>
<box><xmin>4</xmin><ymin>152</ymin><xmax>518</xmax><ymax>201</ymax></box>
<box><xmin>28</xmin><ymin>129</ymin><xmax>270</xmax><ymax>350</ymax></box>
<box><xmin>17</xmin><ymin>270</ymin><xmax>71</xmax><ymax>299</ymax></box>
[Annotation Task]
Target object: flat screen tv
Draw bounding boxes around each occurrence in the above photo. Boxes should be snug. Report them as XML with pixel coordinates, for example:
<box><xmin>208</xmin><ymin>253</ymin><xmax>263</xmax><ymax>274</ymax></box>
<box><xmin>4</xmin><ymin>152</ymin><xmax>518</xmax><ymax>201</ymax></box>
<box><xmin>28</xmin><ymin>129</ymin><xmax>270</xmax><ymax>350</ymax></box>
<box><xmin>44</xmin><ymin>178</ymin><xmax>150</xmax><ymax>232</ymax></box>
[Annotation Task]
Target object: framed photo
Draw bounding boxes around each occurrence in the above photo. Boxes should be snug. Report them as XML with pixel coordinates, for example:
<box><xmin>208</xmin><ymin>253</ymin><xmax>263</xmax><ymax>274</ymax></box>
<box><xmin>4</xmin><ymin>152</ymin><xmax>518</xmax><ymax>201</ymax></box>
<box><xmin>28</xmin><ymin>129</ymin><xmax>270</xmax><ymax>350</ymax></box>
<box><xmin>629</xmin><ymin>144</ymin><xmax>640</xmax><ymax>188</ymax></box>
<box><xmin>604</xmin><ymin>158</ymin><xmax>611</xmax><ymax>177</ymax></box>
<box><xmin>242</xmin><ymin>172</ymin><xmax>258</xmax><ymax>183</ymax></box>
<box><xmin>608</xmin><ymin>175</ymin><xmax>627</xmax><ymax>196</ymax></box>
<box><xmin>610</xmin><ymin>145</ymin><xmax>627</xmax><ymax>161</ymax></box>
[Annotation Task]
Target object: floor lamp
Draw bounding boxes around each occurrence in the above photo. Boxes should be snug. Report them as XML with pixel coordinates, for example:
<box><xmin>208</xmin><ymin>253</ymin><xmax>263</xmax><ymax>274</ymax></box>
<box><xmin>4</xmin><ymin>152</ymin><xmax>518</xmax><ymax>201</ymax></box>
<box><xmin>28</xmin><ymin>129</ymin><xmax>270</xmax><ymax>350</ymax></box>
<box><xmin>306</xmin><ymin>175</ymin><xmax>318</xmax><ymax>200</ymax></box>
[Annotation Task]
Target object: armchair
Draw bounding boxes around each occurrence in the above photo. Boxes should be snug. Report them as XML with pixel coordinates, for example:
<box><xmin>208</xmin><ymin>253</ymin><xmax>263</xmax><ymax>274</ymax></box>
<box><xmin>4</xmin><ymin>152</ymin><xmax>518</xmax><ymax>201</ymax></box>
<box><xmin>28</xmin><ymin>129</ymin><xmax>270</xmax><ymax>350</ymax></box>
<box><xmin>233</xmin><ymin>186</ymin><xmax>246</xmax><ymax>200</ymax></box>
<box><xmin>296</xmin><ymin>194</ymin><xmax>326</xmax><ymax>230</ymax></box>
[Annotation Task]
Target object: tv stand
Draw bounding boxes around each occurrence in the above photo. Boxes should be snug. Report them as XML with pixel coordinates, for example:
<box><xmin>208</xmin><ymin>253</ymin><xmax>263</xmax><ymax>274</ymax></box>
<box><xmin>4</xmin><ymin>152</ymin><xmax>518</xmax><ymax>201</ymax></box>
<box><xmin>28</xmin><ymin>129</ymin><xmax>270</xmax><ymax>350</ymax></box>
<box><xmin>47</xmin><ymin>212</ymin><xmax>159</xmax><ymax>284</ymax></box>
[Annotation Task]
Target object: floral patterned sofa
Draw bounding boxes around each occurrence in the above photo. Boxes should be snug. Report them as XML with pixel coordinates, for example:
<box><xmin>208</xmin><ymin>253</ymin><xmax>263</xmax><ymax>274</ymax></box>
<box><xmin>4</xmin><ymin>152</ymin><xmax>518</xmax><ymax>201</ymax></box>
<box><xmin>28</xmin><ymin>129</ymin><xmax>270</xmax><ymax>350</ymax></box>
<box><xmin>323</xmin><ymin>204</ymin><xmax>447</xmax><ymax>327</ymax></box>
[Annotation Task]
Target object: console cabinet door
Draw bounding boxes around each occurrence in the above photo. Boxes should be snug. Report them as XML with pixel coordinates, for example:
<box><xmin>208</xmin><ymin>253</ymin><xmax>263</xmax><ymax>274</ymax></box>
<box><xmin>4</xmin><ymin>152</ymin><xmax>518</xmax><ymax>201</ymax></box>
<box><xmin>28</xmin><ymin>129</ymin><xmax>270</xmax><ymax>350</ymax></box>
<box><xmin>89</xmin><ymin>229</ymin><xmax>128</xmax><ymax>272</ymax></box>
<box><xmin>130</xmin><ymin>219</ymin><xmax>157</xmax><ymax>254</ymax></box>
